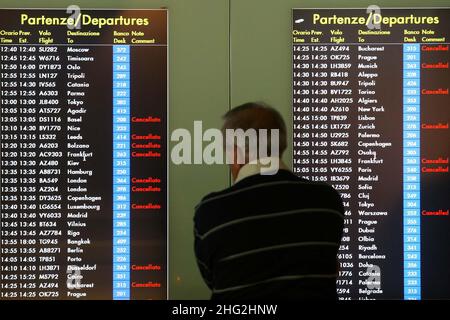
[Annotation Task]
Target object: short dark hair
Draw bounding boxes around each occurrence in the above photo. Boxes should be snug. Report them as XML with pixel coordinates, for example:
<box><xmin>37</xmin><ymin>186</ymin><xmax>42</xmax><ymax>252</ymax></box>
<box><xmin>222</xmin><ymin>102</ymin><xmax>287</xmax><ymax>155</ymax></box>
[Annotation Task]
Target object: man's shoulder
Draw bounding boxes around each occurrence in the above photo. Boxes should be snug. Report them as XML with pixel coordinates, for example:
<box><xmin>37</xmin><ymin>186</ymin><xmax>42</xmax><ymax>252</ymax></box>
<box><xmin>195</xmin><ymin>170</ymin><xmax>339</xmax><ymax>213</ymax></box>
<box><xmin>193</xmin><ymin>170</ymin><xmax>344</xmax><ymax>234</ymax></box>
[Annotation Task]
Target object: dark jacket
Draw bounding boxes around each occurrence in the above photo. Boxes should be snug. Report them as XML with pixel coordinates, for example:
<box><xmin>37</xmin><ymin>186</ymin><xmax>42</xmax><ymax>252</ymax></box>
<box><xmin>194</xmin><ymin>169</ymin><xmax>345</xmax><ymax>300</ymax></box>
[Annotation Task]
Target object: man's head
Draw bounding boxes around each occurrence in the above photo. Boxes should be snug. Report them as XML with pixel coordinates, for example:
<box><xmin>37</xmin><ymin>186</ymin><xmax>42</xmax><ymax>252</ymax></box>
<box><xmin>222</xmin><ymin>102</ymin><xmax>287</xmax><ymax>180</ymax></box>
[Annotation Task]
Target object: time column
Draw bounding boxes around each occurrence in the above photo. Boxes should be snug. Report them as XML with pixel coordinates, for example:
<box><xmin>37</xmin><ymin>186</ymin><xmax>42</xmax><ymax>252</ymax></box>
<box><xmin>1</xmin><ymin>45</ymin><xmax>39</xmax><ymax>299</ymax></box>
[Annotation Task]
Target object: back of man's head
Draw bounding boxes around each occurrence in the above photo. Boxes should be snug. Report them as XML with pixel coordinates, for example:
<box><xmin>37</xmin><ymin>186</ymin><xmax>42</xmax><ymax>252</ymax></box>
<box><xmin>222</xmin><ymin>102</ymin><xmax>287</xmax><ymax>157</ymax></box>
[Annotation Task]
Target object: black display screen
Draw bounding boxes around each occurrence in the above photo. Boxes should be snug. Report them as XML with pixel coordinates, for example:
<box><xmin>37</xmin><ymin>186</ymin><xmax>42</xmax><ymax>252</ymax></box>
<box><xmin>0</xmin><ymin>9</ymin><xmax>168</xmax><ymax>300</ymax></box>
<box><xmin>292</xmin><ymin>7</ymin><xmax>449</xmax><ymax>300</ymax></box>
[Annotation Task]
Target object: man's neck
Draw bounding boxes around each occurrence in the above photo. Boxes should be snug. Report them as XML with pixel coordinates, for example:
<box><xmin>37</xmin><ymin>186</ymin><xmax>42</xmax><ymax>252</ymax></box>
<box><xmin>234</xmin><ymin>157</ymin><xmax>288</xmax><ymax>184</ymax></box>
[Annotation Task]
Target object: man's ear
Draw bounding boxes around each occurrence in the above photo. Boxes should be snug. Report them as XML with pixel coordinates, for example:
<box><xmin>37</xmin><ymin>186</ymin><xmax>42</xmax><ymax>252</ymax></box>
<box><xmin>230</xmin><ymin>145</ymin><xmax>244</xmax><ymax>181</ymax></box>
<box><xmin>230</xmin><ymin>162</ymin><xmax>241</xmax><ymax>181</ymax></box>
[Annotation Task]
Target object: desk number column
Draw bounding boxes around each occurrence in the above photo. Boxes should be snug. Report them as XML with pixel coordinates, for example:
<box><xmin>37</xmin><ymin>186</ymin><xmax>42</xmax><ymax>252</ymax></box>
<box><xmin>403</xmin><ymin>43</ymin><xmax>421</xmax><ymax>300</ymax></box>
<box><xmin>112</xmin><ymin>45</ymin><xmax>131</xmax><ymax>300</ymax></box>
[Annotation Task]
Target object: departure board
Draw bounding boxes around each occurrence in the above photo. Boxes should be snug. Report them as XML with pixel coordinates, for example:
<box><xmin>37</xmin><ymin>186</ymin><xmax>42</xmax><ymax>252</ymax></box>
<box><xmin>292</xmin><ymin>8</ymin><xmax>449</xmax><ymax>300</ymax></box>
<box><xmin>0</xmin><ymin>9</ymin><xmax>168</xmax><ymax>300</ymax></box>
